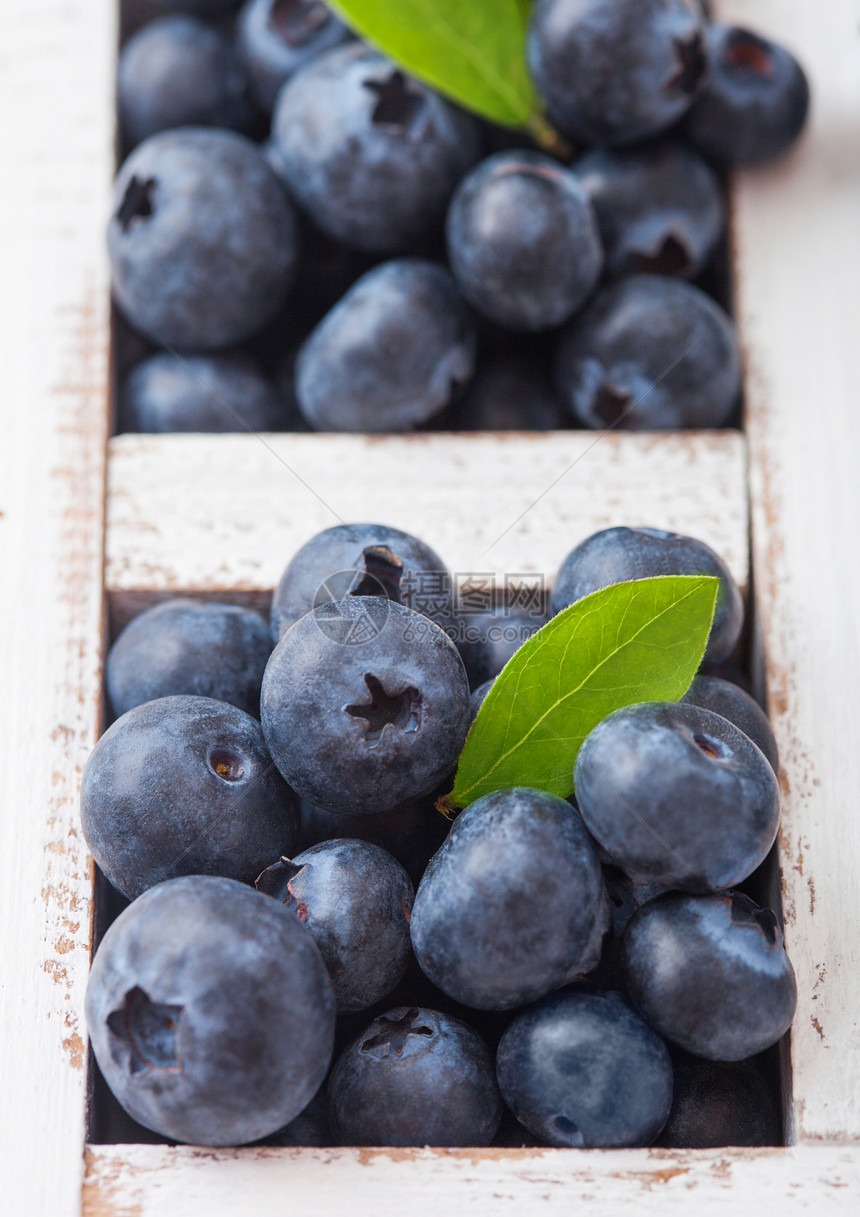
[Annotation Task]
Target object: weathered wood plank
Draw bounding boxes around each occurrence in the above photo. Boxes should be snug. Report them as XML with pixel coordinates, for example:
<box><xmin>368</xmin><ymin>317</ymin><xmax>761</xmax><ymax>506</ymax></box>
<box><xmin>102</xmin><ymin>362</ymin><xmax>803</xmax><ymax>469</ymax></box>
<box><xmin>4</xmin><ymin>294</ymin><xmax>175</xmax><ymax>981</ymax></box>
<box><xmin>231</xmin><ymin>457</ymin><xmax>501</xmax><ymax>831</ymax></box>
<box><xmin>105</xmin><ymin>432</ymin><xmax>749</xmax><ymax>619</ymax></box>
<box><xmin>0</xmin><ymin>1</ymin><xmax>115</xmax><ymax>1213</ymax></box>
<box><xmin>82</xmin><ymin>1144</ymin><xmax>860</xmax><ymax>1217</ymax></box>
<box><xmin>722</xmin><ymin>0</ymin><xmax>860</xmax><ymax>1143</ymax></box>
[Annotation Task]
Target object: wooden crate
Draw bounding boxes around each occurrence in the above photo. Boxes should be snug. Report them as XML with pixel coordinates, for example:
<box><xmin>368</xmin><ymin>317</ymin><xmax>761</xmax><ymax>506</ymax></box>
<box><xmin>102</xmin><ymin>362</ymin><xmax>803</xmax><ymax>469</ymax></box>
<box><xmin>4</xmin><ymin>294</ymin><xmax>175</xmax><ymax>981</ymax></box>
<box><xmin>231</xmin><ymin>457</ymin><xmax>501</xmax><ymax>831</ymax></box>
<box><xmin>2</xmin><ymin>0</ymin><xmax>858</xmax><ymax>1211</ymax></box>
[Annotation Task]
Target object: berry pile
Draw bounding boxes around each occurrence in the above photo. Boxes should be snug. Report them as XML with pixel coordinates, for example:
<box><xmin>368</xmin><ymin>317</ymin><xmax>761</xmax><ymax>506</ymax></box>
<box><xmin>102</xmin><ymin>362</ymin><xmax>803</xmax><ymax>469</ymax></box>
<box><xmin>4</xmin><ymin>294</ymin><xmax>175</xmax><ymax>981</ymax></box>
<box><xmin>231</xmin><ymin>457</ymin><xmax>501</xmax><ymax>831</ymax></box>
<box><xmin>112</xmin><ymin>0</ymin><xmax>808</xmax><ymax>434</ymax></box>
<box><xmin>85</xmin><ymin>522</ymin><xmax>793</xmax><ymax>1148</ymax></box>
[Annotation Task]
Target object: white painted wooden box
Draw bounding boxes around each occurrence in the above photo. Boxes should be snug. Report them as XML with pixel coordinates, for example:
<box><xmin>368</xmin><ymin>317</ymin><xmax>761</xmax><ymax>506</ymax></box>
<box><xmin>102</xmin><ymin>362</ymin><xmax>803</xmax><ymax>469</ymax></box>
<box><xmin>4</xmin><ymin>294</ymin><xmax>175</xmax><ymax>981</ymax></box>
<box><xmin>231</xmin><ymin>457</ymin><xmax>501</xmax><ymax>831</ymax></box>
<box><xmin>2</xmin><ymin>0</ymin><xmax>858</xmax><ymax>1211</ymax></box>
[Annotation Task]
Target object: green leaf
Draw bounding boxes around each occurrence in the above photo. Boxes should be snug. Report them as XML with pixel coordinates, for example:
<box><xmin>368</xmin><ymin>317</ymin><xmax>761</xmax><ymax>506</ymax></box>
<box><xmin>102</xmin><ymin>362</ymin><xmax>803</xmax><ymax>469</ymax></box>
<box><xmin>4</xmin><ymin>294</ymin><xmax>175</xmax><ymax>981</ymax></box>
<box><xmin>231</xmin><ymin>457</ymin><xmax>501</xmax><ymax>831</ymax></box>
<box><xmin>326</xmin><ymin>0</ymin><xmax>539</xmax><ymax>127</ymax></box>
<box><xmin>452</xmin><ymin>575</ymin><xmax>719</xmax><ymax>808</ymax></box>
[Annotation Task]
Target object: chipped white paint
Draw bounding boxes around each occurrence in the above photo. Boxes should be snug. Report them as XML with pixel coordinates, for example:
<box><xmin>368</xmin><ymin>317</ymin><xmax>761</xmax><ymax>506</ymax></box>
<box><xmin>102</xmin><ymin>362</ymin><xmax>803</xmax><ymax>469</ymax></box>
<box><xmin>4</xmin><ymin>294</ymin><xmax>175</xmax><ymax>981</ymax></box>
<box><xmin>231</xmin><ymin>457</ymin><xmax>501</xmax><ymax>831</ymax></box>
<box><xmin>0</xmin><ymin>1</ymin><xmax>115</xmax><ymax>1214</ymax></box>
<box><xmin>105</xmin><ymin>430</ymin><xmax>749</xmax><ymax>610</ymax></box>
<box><xmin>82</xmin><ymin>1144</ymin><xmax>860</xmax><ymax>1216</ymax></box>
<box><xmin>1</xmin><ymin>0</ymin><xmax>858</xmax><ymax>1211</ymax></box>
<box><xmin>722</xmin><ymin>0</ymin><xmax>860</xmax><ymax>1144</ymax></box>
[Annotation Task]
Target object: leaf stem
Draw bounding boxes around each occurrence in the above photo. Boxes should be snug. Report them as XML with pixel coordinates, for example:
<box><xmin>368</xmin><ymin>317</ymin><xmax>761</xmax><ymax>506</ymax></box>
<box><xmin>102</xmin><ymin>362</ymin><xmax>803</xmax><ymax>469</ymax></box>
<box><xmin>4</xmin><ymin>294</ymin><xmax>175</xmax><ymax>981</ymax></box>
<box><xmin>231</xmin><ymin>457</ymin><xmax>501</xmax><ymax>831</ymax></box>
<box><xmin>527</xmin><ymin>112</ymin><xmax>574</xmax><ymax>162</ymax></box>
<box><xmin>435</xmin><ymin>793</ymin><xmax>460</xmax><ymax>821</ymax></box>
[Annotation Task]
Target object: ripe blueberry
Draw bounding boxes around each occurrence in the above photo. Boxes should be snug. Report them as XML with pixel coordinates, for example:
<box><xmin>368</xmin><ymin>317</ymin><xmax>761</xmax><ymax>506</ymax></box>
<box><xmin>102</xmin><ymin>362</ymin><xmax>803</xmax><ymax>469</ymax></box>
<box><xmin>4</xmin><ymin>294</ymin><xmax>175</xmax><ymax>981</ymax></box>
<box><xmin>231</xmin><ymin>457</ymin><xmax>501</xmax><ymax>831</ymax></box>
<box><xmin>554</xmin><ymin>275</ymin><xmax>741</xmax><ymax>430</ymax></box>
<box><xmin>106</xmin><ymin>599</ymin><xmax>272</xmax><ymax>719</ymax></box>
<box><xmin>295</xmin><ymin>260</ymin><xmax>476</xmax><ymax>432</ymax></box>
<box><xmin>682</xmin><ymin>24</ymin><xmax>810</xmax><ymax>165</ymax></box>
<box><xmin>256</xmin><ymin>1086</ymin><xmax>332</xmax><ymax>1147</ymax></box>
<box><xmin>575</xmin><ymin>140</ymin><xmax>724</xmax><ymax>280</ymax></box>
<box><xmin>119</xmin><ymin>352</ymin><xmax>287</xmax><ymax>434</ymax></box>
<box><xmin>237</xmin><ymin>0</ymin><xmax>350</xmax><ymax>113</ymax></box>
<box><xmin>602</xmin><ymin>866</ymin><xmax>666</xmax><ymax>939</ymax></box>
<box><xmin>153</xmin><ymin>1</ymin><xmax>239</xmax><ymax>11</ymax></box>
<box><xmin>622</xmin><ymin>891</ymin><xmax>797</xmax><ymax>1060</ymax></box>
<box><xmin>328</xmin><ymin>1006</ymin><xmax>503</xmax><ymax>1146</ymax></box>
<box><xmin>527</xmin><ymin>0</ymin><xmax>706</xmax><ymax>146</ymax></box>
<box><xmin>109</xmin><ymin>128</ymin><xmax>297</xmax><ymax>349</ymax></box>
<box><xmin>86</xmin><ymin>875</ymin><xmax>335</xmax><ymax>1145</ymax></box>
<box><xmin>82</xmin><ymin>695</ymin><xmax>298</xmax><ymax>899</ymax></box>
<box><xmin>468</xmin><ymin>679</ymin><xmax>495</xmax><ymax>726</ymax></box>
<box><xmin>256</xmin><ymin>839</ymin><xmax>414</xmax><ymax>1012</ymax></box>
<box><xmin>446</xmin><ymin>151</ymin><xmax>603</xmax><ymax>331</ymax></box>
<box><xmin>458</xmin><ymin>605</ymin><xmax>547</xmax><ymax>689</ymax></box>
<box><xmin>270</xmin><ymin>522</ymin><xmax>454</xmax><ymax>643</ymax></box>
<box><xmin>574</xmin><ymin>702</ymin><xmax>780</xmax><ymax>893</ymax></box>
<box><xmin>682</xmin><ymin>674</ymin><xmax>779</xmax><ymax>774</ymax></box>
<box><xmin>270</xmin><ymin>43</ymin><xmax>479</xmax><ymax>253</ymax></box>
<box><xmin>118</xmin><ymin>16</ymin><xmax>258</xmax><ymax>149</ymax></box>
<box><xmin>497</xmin><ymin>989</ymin><xmax>673</xmax><ymax>1147</ymax></box>
<box><xmin>657</xmin><ymin>1055</ymin><xmax>780</xmax><ymax>1147</ymax></box>
<box><xmin>550</xmin><ymin>526</ymin><xmax>744</xmax><ymax>664</ymax></box>
<box><xmin>261</xmin><ymin>598</ymin><xmax>470</xmax><ymax>815</ymax></box>
<box><xmin>411</xmin><ymin>788</ymin><xmax>609</xmax><ymax>1010</ymax></box>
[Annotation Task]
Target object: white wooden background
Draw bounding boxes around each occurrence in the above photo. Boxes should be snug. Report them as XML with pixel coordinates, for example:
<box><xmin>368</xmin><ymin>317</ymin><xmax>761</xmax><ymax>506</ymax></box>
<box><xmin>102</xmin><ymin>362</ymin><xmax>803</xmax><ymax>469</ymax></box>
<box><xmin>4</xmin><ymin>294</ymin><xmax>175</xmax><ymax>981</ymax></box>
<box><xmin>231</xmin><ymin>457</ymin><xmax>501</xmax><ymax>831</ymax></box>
<box><xmin>105</xmin><ymin>430</ymin><xmax>748</xmax><ymax>622</ymax></box>
<box><xmin>2</xmin><ymin>0</ymin><xmax>859</xmax><ymax>1213</ymax></box>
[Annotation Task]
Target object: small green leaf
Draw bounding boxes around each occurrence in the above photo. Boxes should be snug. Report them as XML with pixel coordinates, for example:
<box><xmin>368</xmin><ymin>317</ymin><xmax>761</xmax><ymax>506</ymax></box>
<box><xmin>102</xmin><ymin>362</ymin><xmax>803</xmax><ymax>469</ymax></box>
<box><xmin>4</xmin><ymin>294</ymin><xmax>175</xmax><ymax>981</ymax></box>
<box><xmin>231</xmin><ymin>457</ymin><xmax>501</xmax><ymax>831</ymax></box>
<box><xmin>326</xmin><ymin>0</ymin><xmax>539</xmax><ymax>127</ymax></box>
<box><xmin>453</xmin><ymin>575</ymin><xmax>719</xmax><ymax>807</ymax></box>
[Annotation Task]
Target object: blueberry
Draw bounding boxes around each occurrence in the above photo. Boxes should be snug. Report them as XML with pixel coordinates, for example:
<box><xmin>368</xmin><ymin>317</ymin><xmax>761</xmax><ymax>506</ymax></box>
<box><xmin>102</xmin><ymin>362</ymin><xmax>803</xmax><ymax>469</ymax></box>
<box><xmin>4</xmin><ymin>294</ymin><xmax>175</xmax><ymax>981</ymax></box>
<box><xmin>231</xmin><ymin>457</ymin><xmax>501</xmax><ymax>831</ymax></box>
<box><xmin>109</xmin><ymin>128</ymin><xmax>297</xmax><ymax>349</ymax></box>
<box><xmin>682</xmin><ymin>675</ymin><xmax>778</xmax><ymax>774</ymax></box>
<box><xmin>603</xmin><ymin>866</ymin><xmax>666</xmax><ymax>939</ymax></box>
<box><xmin>575</xmin><ymin>141</ymin><xmax>724</xmax><ymax>280</ymax></box>
<box><xmin>86</xmin><ymin>875</ymin><xmax>335</xmax><ymax>1146</ymax></box>
<box><xmin>299</xmin><ymin>795</ymin><xmax>450</xmax><ymax>886</ymax></box>
<box><xmin>527</xmin><ymin>0</ymin><xmax>706</xmax><ymax>147</ymax></box>
<box><xmin>411</xmin><ymin>788</ymin><xmax>609</xmax><ymax>1010</ymax></box>
<box><xmin>118</xmin><ymin>16</ymin><xmax>257</xmax><ymax>148</ymax></box>
<box><xmin>446</xmin><ymin>151</ymin><xmax>602</xmax><ymax>331</ymax></box>
<box><xmin>261</xmin><ymin>598</ymin><xmax>470</xmax><ymax>815</ymax></box>
<box><xmin>269</xmin><ymin>43</ymin><xmax>479</xmax><ymax>253</ymax></box>
<box><xmin>82</xmin><ymin>695</ymin><xmax>298</xmax><ymax>899</ymax></box>
<box><xmin>682</xmin><ymin>24</ymin><xmax>810</xmax><ymax>165</ymax></box>
<box><xmin>255</xmin><ymin>1086</ymin><xmax>332</xmax><ymax>1147</ymax></box>
<box><xmin>497</xmin><ymin>989</ymin><xmax>673</xmax><ymax>1147</ymax></box>
<box><xmin>575</xmin><ymin>702</ymin><xmax>779</xmax><ymax>893</ymax></box>
<box><xmin>153</xmin><ymin>1</ymin><xmax>239</xmax><ymax>11</ymax></box>
<box><xmin>119</xmin><ymin>352</ymin><xmax>287</xmax><ymax>434</ymax></box>
<box><xmin>328</xmin><ymin>1006</ymin><xmax>502</xmax><ymax>1146</ymax></box>
<box><xmin>295</xmin><ymin>260</ymin><xmax>476</xmax><ymax>431</ymax></box>
<box><xmin>592</xmin><ymin>866</ymin><xmax>667</xmax><ymax>989</ymax></box>
<box><xmin>700</xmin><ymin>658</ymin><xmax>753</xmax><ymax>694</ymax></box>
<box><xmin>550</xmin><ymin>526</ymin><xmax>744</xmax><ymax>664</ymax></box>
<box><xmin>270</xmin><ymin>522</ymin><xmax>454</xmax><ymax>643</ymax></box>
<box><xmin>554</xmin><ymin>275</ymin><xmax>741</xmax><ymax>430</ymax></box>
<box><xmin>657</xmin><ymin>1055</ymin><xmax>780</xmax><ymax>1147</ymax></box>
<box><xmin>106</xmin><ymin>599</ymin><xmax>272</xmax><ymax>718</ymax></box>
<box><xmin>237</xmin><ymin>0</ymin><xmax>350</xmax><ymax>112</ymax></box>
<box><xmin>256</xmin><ymin>840</ymin><xmax>414</xmax><ymax>1012</ymax></box>
<box><xmin>458</xmin><ymin>606</ymin><xmax>547</xmax><ymax>689</ymax></box>
<box><xmin>468</xmin><ymin>679</ymin><xmax>495</xmax><ymax>726</ymax></box>
<box><xmin>449</xmin><ymin>354</ymin><xmax>565</xmax><ymax>431</ymax></box>
<box><xmin>622</xmin><ymin>891</ymin><xmax>797</xmax><ymax>1060</ymax></box>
